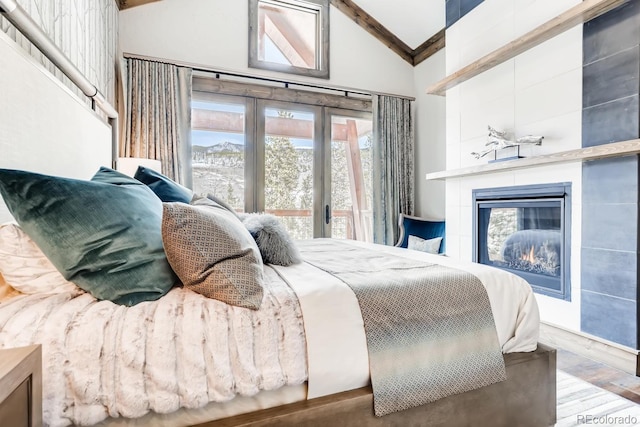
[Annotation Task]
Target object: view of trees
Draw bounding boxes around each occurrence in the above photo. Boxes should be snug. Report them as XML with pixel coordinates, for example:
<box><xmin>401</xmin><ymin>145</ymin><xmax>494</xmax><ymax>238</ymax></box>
<box><xmin>192</xmin><ymin>113</ymin><xmax>373</xmax><ymax>241</ymax></box>
<box><xmin>264</xmin><ymin>111</ymin><xmax>313</xmax><ymax>239</ymax></box>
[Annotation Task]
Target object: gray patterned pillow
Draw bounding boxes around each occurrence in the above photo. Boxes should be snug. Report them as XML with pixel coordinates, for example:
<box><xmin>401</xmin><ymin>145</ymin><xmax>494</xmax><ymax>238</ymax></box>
<box><xmin>161</xmin><ymin>201</ymin><xmax>265</xmax><ymax>310</ymax></box>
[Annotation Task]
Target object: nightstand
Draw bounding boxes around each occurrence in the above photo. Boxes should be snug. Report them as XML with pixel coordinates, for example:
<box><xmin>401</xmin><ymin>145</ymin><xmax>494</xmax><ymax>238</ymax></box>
<box><xmin>0</xmin><ymin>345</ymin><xmax>42</xmax><ymax>427</ymax></box>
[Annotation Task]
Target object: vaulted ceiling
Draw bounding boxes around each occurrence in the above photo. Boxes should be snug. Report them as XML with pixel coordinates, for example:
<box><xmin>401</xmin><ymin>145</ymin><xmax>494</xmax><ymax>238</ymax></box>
<box><xmin>118</xmin><ymin>0</ymin><xmax>445</xmax><ymax>66</ymax></box>
<box><xmin>352</xmin><ymin>0</ymin><xmax>444</xmax><ymax>49</ymax></box>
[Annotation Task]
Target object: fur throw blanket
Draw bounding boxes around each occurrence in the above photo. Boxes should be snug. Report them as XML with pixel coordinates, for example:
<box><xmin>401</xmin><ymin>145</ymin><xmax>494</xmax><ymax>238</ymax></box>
<box><xmin>0</xmin><ymin>266</ymin><xmax>307</xmax><ymax>427</ymax></box>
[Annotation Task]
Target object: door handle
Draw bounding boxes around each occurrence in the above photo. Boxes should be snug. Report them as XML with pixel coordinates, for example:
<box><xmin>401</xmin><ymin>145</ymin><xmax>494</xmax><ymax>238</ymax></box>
<box><xmin>325</xmin><ymin>205</ymin><xmax>331</xmax><ymax>224</ymax></box>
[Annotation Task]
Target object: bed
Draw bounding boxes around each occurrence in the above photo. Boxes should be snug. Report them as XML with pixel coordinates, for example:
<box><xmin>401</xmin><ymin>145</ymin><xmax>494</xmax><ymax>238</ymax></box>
<box><xmin>0</xmin><ymin>235</ymin><xmax>555</xmax><ymax>427</ymax></box>
<box><xmin>0</xmin><ymin>17</ymin><xmax>555</xmax><ymax>427</ymax></box>
<box><xmin>0</xmin><ymin>213</ymin><xmax>554</xmax><ymax>427</ymax></box>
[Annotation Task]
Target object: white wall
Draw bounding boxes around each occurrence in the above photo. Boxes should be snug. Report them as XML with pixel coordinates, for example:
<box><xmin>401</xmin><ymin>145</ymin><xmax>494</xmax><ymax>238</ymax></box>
<box><xmin>0</xmin><ymin>32</ymin><xmax>112</xmax><ymax>223</ymax></box>
<box><xmin>413</xmin><ymin>49</ymin><xmax>446</xmax><ymax>220</ymax></box>
<box><xmin>0</xmin><ymin>0</ymin><xmax>119</xmax><ymax>106</ymax></box>
<box><xmin>119</xmin><ymin>0</ymin><xmax>415</xmax><ymax>97</ymax></box>
<box><xmin>444</xmin><ymin>0</ymin><xmax>583</xmax><ymax>330</ymax></box>
<box><xmin>0</xmin><ymin>0</ymin><xmax>115</xmax><ymax>223</ymax></box>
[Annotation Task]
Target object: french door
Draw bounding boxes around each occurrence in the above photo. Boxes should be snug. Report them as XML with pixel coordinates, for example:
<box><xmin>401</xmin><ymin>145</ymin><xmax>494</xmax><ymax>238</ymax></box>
<box><xmin>191</xmin><ymin>93</ymin><xmax>372</xmax><ymax>241</ymax></box>
<box><xmin>324</xmin><ymin>108</ymin><xmax>373</xmax><ymax>242</ymax></box>
<box><xmin>257</xmin><ymin>100</ymin><xmax>322</xmax><ymax>239</ymax></box>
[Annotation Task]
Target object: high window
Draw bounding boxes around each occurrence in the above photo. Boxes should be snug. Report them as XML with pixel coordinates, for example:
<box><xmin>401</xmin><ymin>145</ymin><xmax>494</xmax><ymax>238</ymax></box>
<box><xmin>249</xmin><ymin>0</ymin><xmax>330</xmax><ymax>79</ymax></box>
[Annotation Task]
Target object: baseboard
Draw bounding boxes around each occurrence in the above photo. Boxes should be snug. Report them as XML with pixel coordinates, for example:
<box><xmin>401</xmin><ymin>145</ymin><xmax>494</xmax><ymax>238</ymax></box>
<box><xmin>539</xmin><ymin>321</ymin><xmax>640</xmax><ymax>376</ymax></box>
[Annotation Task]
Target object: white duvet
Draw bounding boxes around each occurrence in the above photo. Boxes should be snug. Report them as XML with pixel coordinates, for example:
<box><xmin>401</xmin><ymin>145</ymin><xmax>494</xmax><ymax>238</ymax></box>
<box><xmin>0</xmin><ymin>240</ymin><xmax>540</xmax><ymax>427</ymax></box>
<box><xmin>275</xmin><ymin>240</ymin><xmax>540</xmax><ymax>398</ymax></box>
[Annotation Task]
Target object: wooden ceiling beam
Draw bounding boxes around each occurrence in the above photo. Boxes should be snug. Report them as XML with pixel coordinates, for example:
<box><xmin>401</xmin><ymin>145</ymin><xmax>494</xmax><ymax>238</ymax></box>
<box><xmin>329</xmin><ymin>0</ymin><xmax>414</xmax><ymax>65</ymax></box>
<box><xmin>263</xmin><ymin>11</ymin><xmax>316</xmax><ymax>68</ymax></box>
<box><xmin>330</xmin><ymin>0</ymin><xmax>445</xmax><ymax>66</ymax></box>
<box><xmin>412</xmin><ymin>28</ymin><xmax>445</xmax><ymax>66</ymax></box>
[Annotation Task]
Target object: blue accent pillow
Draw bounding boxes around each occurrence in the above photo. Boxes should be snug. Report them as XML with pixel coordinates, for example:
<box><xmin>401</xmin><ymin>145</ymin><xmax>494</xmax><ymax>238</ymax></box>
<box><xmin>397</xmin><ymin>215</ymin><xmax>446</xmax><ymax>254</ymax></box>
<box><xmin>134</xmin><ymin>166</ymin><xmax>193</xmax><ymax>203</ymax></box>
<box><xmin>0</xmin><ymin>167</ymin><xmax>178</xmax><ymax>305</ymax></box>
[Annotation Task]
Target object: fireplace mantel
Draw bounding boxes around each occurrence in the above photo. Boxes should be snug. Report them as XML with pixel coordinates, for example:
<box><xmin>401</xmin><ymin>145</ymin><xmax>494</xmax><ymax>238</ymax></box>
<box><xmin>426</xmin><ymin>138</ymin><xmax>640</xmax><ymax>181</ymax></box>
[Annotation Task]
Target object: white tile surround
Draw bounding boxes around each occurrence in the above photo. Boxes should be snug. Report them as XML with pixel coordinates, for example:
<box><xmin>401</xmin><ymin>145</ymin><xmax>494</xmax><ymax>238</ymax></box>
<box><xmin>444</xmin><ymin>0</ymin><xmax>583</xmax><ymax>330</ymax></box>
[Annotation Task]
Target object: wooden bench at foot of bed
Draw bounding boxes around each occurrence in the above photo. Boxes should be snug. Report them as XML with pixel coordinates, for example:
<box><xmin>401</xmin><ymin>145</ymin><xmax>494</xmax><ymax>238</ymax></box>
<box><xmin>198</xmin><ymin>343</ymin><xmax>556</xmax><ymax>427</ymax></box>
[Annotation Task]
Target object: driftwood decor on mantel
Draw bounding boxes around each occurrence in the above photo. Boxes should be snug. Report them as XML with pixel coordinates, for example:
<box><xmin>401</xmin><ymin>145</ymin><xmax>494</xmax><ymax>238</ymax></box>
<box><xmin>471</xmin><ymin>126</ymin><xmax>543</xmax><ymax>159</ymax></box>
<box><xmin>426</xmin><ymin>138</ymin><xmax>640</xmax><ymax>180</ymax></box>
<box><xmin>426</xmin><ymin>0</ymin><xmax>629</xmax><ymax>96</ymax></box>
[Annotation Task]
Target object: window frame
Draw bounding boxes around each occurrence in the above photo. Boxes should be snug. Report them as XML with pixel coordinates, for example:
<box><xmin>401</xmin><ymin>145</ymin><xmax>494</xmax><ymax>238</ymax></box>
<box><xmin>248</xmin><ymin>0</ymin><xmax>330</xmax><ymax>79</ymax></box>
<box><xmin>191</xmin><ymin>77</ymin><xmax>373</xmax><ymax>238</ymax></box>
<box><xmin>191</xmin><ymin>91</ymin><xmax>257</xmax><ymax>212</ymax></box>
<box><xmin>322</xmin><ymin>108</ymin><xmax>373</xmax><ymax>239</ymax></box>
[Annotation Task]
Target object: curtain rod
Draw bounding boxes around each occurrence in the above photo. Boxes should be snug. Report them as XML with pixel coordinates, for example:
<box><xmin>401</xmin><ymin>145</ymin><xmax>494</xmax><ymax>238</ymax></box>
<box><xmin>123</xmin><ymin>52</ymin><xmax>416</xmax><ymax>102</ymax></box>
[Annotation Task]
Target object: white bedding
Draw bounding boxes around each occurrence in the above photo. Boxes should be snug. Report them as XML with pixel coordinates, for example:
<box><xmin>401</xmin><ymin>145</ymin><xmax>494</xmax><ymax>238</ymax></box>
<box><xmin>276</xmin><ymin>240</ymin><xmax>540</xmax><ymax>398</ymax></box>
<box><xmin>0</xmin><ymin>239</ymin><xmax>539</xmax><ymax>427</ymax></box>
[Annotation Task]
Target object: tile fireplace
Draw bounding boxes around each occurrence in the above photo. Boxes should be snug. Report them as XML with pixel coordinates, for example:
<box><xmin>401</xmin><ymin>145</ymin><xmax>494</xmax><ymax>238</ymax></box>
<box><xmin>473</xmin><ymin>183</ymin><xmax>572</xmax><ymax>300</ymax></box>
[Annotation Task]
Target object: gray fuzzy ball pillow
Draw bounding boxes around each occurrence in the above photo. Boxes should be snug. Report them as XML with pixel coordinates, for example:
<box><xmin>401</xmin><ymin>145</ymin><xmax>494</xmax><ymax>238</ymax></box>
<box><xmin>240</xmin><ymin>213</ymin><xmax>302</xmax><ymax>266</ymax></box>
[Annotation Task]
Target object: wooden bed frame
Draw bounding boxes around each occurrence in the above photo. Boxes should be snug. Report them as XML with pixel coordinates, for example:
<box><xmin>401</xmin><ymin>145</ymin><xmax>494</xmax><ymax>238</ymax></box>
<box><xmin>198</xmin><ymin>344</ymin><xmax>556</xmax><ymax>427</ymax></box>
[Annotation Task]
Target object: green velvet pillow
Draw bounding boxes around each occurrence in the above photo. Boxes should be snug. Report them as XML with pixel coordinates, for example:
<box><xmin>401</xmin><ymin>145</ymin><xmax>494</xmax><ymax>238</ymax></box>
<box><xmin>0</xmin><ymin>167</ymin><xmax>177</xmax><ymax>305</ymax></box>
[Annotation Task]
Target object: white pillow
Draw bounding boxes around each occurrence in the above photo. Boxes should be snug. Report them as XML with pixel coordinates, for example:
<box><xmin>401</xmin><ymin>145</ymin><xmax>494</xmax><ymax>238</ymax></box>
<box><xmin>0</xmin><ymin>223</ymin><xmax>81</xmax><ymax>294</ymax></box>
<box><xmin>407</xmin><ymin>235</ymin><xmax>443</xmax><ymax>254</ymax></box>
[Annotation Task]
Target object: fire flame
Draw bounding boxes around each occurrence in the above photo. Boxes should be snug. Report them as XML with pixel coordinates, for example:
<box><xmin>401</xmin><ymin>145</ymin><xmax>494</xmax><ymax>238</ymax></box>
<box><xmin>521</xmin><ymin>246</ymin><xmax>536</xmax><ymax>264</ymax></box>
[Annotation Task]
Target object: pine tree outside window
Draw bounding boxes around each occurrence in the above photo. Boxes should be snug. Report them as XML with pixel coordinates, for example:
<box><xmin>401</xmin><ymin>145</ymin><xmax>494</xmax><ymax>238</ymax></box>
<box><xmin>190</xmin><ymin>84</ymin><xmax>373</xmax><ymax>241</ymax></box>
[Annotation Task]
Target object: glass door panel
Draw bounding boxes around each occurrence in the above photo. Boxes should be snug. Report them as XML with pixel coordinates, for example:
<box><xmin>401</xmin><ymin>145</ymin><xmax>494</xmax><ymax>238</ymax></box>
<box><xmin>261</xmin><ymin>103</ymin><xmax>318</xmax><ymax>240</ymax></box>
<box><xmin>328</xmin><ymin>112</ymin><xmax>373</xmax><ymax>242</ymax></box>
<box><xmin>191</xmin><ymin>95</ymin><xmax>249</xmax><ymax>212</ymax></box>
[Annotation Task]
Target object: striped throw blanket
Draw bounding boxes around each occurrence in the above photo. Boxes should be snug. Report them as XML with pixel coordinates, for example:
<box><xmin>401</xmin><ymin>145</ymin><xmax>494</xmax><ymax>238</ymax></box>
<box><xmin>298</xmin><ymin>239</ymin><xmax>506</xmax><ymax>416</ymax></box>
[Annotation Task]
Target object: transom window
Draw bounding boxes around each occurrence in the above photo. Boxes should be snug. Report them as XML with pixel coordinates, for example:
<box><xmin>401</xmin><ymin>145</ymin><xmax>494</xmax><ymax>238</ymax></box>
<box><xmin>249</xmin><ymin>0</ymin><xmax>330</xmax><ymax>79</ymax></box>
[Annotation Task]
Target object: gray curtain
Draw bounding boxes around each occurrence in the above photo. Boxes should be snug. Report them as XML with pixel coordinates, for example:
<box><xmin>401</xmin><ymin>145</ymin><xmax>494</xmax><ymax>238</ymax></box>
<box><xmin>122</xmin><ymin>58</ymin><xmax>192</xmax><ymax>187</ymax></box>
<box><xmin>372</xmin><ymin>95</ymin><xmax>414</xmax><ymax>245</ymax></box>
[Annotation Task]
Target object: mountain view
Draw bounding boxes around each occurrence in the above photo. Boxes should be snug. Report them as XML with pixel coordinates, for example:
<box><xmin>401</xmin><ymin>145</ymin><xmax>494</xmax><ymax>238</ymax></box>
<box><xmin>192</xmin><ymin>142</ymin><xmax>245</xmax><ymax>209</ymax></box>
<box><xmin>191</xmin><ymin>135</ymin><xmax>372</xmax><ymax>240</ymax></box>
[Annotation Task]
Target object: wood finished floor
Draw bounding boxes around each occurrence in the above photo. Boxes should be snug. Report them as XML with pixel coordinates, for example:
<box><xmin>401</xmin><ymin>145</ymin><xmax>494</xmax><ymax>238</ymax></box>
<box><xmin>557</xmin><ymin>348</ymin><xmax>640</xmax><ymax>404</ymax></box>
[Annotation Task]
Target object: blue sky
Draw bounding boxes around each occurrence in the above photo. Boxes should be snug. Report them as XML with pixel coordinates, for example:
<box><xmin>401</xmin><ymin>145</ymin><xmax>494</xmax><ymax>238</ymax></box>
<box><xmin>264</xmin><ymin>36</ymin><xmax>290</xmax><ymax>65</ymax></box>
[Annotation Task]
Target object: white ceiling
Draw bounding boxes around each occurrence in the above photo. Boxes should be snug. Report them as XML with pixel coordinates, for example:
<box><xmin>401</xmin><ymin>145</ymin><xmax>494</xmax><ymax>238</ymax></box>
<box><xmin>351</xmin><ymin>0</ymin><xmax>445</xmax><ymax>49</ymax></box>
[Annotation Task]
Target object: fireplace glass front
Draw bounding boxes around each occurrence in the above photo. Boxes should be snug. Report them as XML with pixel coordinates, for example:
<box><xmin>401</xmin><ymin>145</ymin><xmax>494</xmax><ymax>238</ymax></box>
<box><xmin>473</xmin><ymin>184</ymin><xmax>571</xmax><ymax>300</ymax></box>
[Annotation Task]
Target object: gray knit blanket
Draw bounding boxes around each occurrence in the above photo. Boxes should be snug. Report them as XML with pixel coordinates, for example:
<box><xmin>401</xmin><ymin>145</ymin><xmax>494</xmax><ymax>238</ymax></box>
<box><xmin>298</xmin><ymin>239</ymin><xmax>506</xmax><ymax>417</ymax></box>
